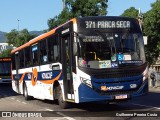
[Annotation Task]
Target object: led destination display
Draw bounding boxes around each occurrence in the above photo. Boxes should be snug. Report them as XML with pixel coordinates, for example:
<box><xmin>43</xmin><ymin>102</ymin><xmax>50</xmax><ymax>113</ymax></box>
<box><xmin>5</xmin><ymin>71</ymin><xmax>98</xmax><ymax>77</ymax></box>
<box><xmin>84</xmin><ymin>21</ymin><xmax>131</xmax><ymax>29</ymax></box>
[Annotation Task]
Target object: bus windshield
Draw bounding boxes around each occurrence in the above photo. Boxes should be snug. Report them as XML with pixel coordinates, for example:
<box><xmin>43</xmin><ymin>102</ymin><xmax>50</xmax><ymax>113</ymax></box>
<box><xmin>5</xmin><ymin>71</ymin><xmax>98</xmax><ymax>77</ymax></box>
<box><xmin>0</xmin><ymin>62</ymin><xmax>11</xmax><ymax>74</ymax></box>
<box><xmin>78</xmin><ymin>31</ymin><xmax>143</xmax><ymax>69</ymax></box>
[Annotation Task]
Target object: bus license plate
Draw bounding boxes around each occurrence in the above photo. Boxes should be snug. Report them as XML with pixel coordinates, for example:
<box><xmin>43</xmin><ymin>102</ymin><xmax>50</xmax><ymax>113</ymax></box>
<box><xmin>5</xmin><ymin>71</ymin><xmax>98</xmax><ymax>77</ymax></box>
<box><xmin>115</xmin><ymin>94</ymin><xmax>127</xmax><ymax>99</ymax></box>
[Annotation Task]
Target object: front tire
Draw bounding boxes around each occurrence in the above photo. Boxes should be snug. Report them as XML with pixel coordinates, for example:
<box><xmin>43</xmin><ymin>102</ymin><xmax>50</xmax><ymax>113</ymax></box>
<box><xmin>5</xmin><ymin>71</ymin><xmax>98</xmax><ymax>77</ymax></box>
<box><xmin>57</xmin><ymin>86</ymin><xmax>70</xmax><ymax>109</ymax></box>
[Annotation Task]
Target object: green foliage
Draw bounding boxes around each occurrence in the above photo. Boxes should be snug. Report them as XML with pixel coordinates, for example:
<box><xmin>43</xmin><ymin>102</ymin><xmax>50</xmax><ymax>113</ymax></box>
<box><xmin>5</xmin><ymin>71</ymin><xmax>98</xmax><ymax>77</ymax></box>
<box><xmin>0</xmin><ymin>48</ymin><xmax>12</xmax><ymax>57</ymax></box>
<box><xmin>48</xmin><ymin>0</ymin><xmax>108</xmax><ymax>30</ymax></box>
<box><xmin>121</xmin><ymin>7</ymin><xmax>139</xmax><ymax>18</ymax></box>
<box><xmin>66</xmin><ymin>0</ymin><xmax>108</xmax><ymax>17</ymax></box>
<box><xmin>48</xmin><ymin>8</ymin><xmax>72</xmax><ymax>30</ymax></box>
<box><xmin>6</xmin><ymin>29</ymin><xmax>36</xmax><ymax>47</ymax></box>
<box><xmin>143</xmin><ymin>0</ymin><xmax>160</xmax><ymax>64</ymax></box>
<box><xmin>120</xmin><ymin>1</ymin><xmax>160</xmax><ymax>65</ymax></box>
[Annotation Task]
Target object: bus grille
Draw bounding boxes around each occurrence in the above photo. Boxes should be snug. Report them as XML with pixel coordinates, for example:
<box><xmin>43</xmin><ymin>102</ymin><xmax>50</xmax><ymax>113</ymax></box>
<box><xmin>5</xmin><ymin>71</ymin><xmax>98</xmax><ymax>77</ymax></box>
<box><xmin>93</xmin><ymin>72</ymin><xmax>141</xmax><ymax>79</ymax></box>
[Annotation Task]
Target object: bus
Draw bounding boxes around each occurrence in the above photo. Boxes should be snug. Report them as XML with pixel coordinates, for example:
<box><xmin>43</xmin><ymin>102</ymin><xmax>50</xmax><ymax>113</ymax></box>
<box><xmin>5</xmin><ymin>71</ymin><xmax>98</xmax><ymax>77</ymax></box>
<box><xmin>0</xmin><ymin>57</ymin><xmax>11</xmax><ymax>83</ymax></box>
<box><xmin>11</xmin><ymin>16</ymin><xmax>148</xmax><ymax>108</ymax></box>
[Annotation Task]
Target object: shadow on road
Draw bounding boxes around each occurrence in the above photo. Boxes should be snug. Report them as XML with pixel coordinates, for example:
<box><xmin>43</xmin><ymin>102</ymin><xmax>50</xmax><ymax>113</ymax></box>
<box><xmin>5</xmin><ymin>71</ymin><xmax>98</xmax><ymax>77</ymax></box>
<box><xmin>0</xmin><ymin>83</ymin><xmax>19</xmax><ymax>99</ymax></box>
<box><xmin>72</xmin><ymin>90</ymin><xmax>160</xmax><ymax>112</ymax></box>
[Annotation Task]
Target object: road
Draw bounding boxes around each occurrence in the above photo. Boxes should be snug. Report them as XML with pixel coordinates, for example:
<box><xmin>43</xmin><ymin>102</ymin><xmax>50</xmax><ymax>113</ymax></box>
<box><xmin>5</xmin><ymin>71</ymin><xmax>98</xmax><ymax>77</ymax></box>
<box><xmin>0</xmin><ymin>83</ymin><xmax>160</xmax><ymax>120</ymax></box>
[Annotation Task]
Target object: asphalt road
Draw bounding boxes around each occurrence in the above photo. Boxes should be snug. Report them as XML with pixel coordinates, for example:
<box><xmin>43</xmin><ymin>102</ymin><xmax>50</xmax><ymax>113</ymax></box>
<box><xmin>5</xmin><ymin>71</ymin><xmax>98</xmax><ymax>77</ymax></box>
<box><xmin>0</xmin><ymin>83</ymin><xmax>160</xmax><ymax>120</ymax></box>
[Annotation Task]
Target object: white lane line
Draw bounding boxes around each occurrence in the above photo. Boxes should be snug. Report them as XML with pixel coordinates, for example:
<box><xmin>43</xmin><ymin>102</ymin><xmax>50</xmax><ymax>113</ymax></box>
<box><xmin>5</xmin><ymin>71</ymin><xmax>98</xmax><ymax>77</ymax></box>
<box><xmin>56</xmin><ymin>112</ymin><xmax>76</xmax><ymax>120</ymax></box>
<box><xmin>132</xmin><ymin>103</ymin><xmax>160</xmax><ymax>110</ymax></box>
<box><xmin>45</xmin><ymin>108</ymin><xmax>54</xmax><ymax>111</ymax></box>
<box><xmin>16</xmin><ymin>100</ymin><xmax>21</xmax><ymax>102</ymax></box>
<box><xmin>22</xmin><ymin>102</ymin><xmax>27</xmax><ymax>104</ymax></box>
<box><xmin>11</xmin><ymin>97</ymin><xmax>15</xmax><ymax>100</ymax></box>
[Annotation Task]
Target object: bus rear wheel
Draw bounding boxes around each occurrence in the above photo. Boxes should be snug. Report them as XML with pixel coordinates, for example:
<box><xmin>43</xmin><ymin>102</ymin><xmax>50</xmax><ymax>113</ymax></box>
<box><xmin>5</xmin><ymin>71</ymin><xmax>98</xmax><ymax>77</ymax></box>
<box><xmin>23</xmin><ymin>83</ymin><xmax>31</xmax><ymax>100</ymax></box>
<box><xmin>57</xmin><ymin>86</ymin><xmax>70</xmax><ymax>109</ymax></box>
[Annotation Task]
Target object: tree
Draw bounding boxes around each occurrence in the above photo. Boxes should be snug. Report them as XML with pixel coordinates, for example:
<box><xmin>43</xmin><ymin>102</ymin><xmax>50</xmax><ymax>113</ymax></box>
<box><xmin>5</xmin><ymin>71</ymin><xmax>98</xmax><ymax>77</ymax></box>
<box><xmin>48</xmin><ymin>0</ymin><xmax>108</xmax><ymax>30</ymax></box>
<box><xmin>143</xmin><ymin>0</ymin><xmax>160</xmax><ymax>64</ymax></box>
<box><xmin>66</xmin><ymin>0</ymin><xmax>108</xmax><ymax>17</ymax></box>
<box><xmin>121</xmin><ymin>7</ymin><xmax>139</xmax><ymax>18</ymax></box>
<box><xmin>48</xmin><ymin>8</ymin><xmax>72</xmax><ymax>30</ymax></box>
<box><xmin>6</xmin><ymin>29</ymin><xmax>36</xmax><ymax>47</ymax></box>
<box><xmin>0</xmin><ymin>48</ymin><xmax>12</xmax><ymax>57</ymax></box>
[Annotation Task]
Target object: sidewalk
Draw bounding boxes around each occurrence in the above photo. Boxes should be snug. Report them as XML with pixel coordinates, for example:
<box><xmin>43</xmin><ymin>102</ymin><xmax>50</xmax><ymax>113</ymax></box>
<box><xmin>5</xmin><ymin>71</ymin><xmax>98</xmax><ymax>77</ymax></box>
<box><xmin>149</xmin><ymin>86</ymin><xmax>160</xmax><ymax>93</ymax></box>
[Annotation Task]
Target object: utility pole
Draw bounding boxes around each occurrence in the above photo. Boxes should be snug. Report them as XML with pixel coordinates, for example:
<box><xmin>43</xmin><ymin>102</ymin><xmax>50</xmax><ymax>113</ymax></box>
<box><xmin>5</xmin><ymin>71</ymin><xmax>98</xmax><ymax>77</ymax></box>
<box><xmin>17</xmin><ymin>19</ymin><xmax>20</xmax><ymax>31</ymax></box>
<box><xmin>138</xmin><ymin>8</ymin><xmax>143</xmax><ymax>31</ymax></box>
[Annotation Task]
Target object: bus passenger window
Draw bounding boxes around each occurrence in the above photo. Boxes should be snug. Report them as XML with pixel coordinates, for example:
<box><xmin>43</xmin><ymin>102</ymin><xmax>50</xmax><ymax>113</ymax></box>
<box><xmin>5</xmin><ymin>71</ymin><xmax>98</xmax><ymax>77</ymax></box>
<box><xmin>48</xmin><ymin>35</ymin><xmax>59</xmax><ymax>62</ymax></box>
<box><xmin>24</xmin><ymin>47</ymin><xmax>32</xmax><ymax>67</ymax></box>
<box><xmin>19</xmin><ymin>50</ymin><xmax>25</xmax><ymax>68</ymax></box>
<box><xmin>11</xmin><ymin>55</ymin><xmax>16</xmax><ymax>70</ymax></box>
<box><xmin>39</xmin><ymin>39</ymin><xmax>48</xmax><ymax>64</ymax></box>
<box><xmin>32</xmin><ymin>44</ymin><xmax>38</xmax><ymax>66</ymax></box>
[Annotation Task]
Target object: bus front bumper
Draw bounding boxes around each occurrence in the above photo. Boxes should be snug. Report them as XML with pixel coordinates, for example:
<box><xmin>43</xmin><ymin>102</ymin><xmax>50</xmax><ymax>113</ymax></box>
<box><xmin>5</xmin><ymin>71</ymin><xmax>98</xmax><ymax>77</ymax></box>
<box><xmin>78</xmin><ymin>79</ymin><xmax>148</xmax><ymax>103</ymax></box>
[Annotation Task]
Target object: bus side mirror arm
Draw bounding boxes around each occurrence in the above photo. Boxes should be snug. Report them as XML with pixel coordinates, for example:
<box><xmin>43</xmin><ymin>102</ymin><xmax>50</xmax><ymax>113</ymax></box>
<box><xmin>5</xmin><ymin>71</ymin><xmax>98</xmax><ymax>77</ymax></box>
<box><xmin>73</xmin><ymin>42</ymin><xmax>78</xmax><ymax>56</ymax></box>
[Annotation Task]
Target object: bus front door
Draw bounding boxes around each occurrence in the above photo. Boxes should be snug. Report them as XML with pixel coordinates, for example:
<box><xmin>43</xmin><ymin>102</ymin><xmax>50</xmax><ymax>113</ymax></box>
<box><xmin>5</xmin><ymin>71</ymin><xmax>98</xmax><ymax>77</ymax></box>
<box><xmin>15</xmin><ymin>53</ymin><xmax>20</xmax><ymax>93</ymax></box>
<box><xmin>61</xmin><ymin>34</ymin><xmax>75</xmax><ymax>102</ymax></box>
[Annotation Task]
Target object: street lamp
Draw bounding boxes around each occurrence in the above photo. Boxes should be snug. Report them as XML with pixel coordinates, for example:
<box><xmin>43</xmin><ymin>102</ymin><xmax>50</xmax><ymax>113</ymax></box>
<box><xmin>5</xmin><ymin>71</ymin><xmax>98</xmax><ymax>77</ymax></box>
<box><xmin>17</xmin><ymin>19</ymin><xmax>20</xmax><ymax>31</ymax></box>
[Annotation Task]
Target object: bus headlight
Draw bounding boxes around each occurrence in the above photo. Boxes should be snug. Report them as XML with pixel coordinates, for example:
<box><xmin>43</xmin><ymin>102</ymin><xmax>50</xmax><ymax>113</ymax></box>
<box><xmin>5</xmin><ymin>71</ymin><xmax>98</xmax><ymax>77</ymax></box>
<box><xmin>143</xmin><ymin>67</ymin><xmax>148</xmax><ymax>82</ymax></box>
<box><xmin>80</xmin><ymin>77</ymin><xmax>92</xmax><ymax>88</ymax></box>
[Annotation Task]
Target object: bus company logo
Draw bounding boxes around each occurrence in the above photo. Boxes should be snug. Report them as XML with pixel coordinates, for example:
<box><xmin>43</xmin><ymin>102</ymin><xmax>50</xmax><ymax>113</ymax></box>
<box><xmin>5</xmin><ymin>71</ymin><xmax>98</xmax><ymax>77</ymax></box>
<box><xmin>101</xmin><ymin>86</ymin><xmax>124</xmax><ymax>91</ymax></box>
<box><xmin>32</xmin><ymin>68</ymin><xmax>38</xmax><ymax>86</ymax></box>
<box><xmin>42</xmin><ymin>72</ymin><xmax>52</xmax><ymax>79</ymax></box>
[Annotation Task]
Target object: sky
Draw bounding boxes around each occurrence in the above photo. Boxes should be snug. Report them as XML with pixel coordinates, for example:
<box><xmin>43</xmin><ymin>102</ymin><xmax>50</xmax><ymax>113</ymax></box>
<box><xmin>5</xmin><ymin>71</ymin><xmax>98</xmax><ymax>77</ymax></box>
<box><xmin>0</xmin><ymin>0</ymin><xmax>157</xmax><ymax>33</ymax></box>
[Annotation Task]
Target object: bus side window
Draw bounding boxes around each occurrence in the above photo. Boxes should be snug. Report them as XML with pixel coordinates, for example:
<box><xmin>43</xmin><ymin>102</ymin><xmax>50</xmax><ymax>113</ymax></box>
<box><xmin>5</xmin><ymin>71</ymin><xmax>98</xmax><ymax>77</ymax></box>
<box><xmin>24</xmin><ymin>47</ymin><xmax>32</xmax><ymax>67</ymax></box>
<box><xmin>39</xmin><ymin>39</ymin><xmax>48</xmax><ymax>64</ymax></box>
<box><xmin>19</xmin><ymin>50</ymin><xmax>25</xmax><ymax>68</ymax></box>
<box><xmin>48</xmin><ymin>34</ymin><xmax>59</xmax><ymax>62</ymax></box>
<box><xmin>32</xmin><ymin>44</ymin><xmax>39</xmax><ymax>66</ymax></box>
<box><xmin>11</xmin><ymin>54</ymin><xmax>16</xmax><ymax>70</ymax></box>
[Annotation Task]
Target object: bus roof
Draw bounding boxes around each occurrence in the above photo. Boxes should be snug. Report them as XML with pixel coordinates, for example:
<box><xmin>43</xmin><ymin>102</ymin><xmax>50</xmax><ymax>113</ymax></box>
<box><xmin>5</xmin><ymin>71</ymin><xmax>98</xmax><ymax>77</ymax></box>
<box><xmin>11</xmin><ymin>18</ymin><xmax>77</xmax><ymax>54</ymax></box>
<box><xmin>77</xmin><ymin>16</ymin><xmax>138</xmax><ymax>20</ymax></box>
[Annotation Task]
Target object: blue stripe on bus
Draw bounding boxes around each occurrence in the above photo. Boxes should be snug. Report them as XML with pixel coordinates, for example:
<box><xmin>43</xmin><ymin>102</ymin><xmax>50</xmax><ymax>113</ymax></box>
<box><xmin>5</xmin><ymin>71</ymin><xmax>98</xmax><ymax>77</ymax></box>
<box><xmin>12</xmin><ymin>70</ymin><xmax>62</xmax><ymax>82</ymax></box>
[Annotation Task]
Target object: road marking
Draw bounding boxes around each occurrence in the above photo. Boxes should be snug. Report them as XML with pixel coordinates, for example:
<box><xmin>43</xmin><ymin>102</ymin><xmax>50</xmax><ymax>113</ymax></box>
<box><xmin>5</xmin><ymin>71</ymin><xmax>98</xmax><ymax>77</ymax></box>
<box><xmin>16</xmin><ymin>100</ymin><xmax>21</xmax><ymax>102</ymax></box>
<box><xmin>56</xmin><ymin>112</ymin><xmax>76</xmax><ymax>120</ymax></box>
<box><xmin>132</xmin><ymin>103</ymin><xmax>160</xmax><ymax>110</ymax></box>
<box><xmin>11</xmin><ymin>97</ymin><xmax>15</xmax><ymax>100</ymax></box>
<box><xmin>45</xmin><ymin>108</ymin><xmax>54</xmax><ymax>111</ymax></box>
<box><xmin>22</xmin><ymin>102</ymin><xmax>27</xmax><ymax>104</ymax></box>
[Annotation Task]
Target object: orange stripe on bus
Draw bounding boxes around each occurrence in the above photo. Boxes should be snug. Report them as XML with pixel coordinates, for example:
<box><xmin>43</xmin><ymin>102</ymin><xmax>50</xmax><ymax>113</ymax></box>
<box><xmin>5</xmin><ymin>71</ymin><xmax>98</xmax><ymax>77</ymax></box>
<box><xmin>11</xmin><ymin>75</ymin><xmax>14</xmax><ymax>80</ymax></box>
<box><xmin>40</xmin><ymin>71</ymin><xmax>62</xmax><ymax>84</ymax></box>
<box><xmin>19</xmin><ymin>72</ymin><xmax>28</xmax><ymax>84</ymax></box>
<box><xmin>31</xmin><ymin>68</ymin><xmax>38</xmax><ymax>86</ymax></box>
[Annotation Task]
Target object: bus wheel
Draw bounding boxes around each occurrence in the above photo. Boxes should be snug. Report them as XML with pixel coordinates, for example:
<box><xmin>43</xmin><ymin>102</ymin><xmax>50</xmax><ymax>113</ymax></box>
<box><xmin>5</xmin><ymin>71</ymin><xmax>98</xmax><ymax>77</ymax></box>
<box><xmin>23</xmin><ymin>83</ymin><xmax>31</xmax><ymax>100</ymax></box>
<box><xmin>58</xmin><ymin>86</ymin><xmax>70</xmax><ymax>109</ymax></box>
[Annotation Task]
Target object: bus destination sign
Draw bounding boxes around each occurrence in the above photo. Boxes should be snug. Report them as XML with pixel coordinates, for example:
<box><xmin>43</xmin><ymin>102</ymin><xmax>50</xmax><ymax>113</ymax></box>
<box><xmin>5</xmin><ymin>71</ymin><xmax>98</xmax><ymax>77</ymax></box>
<box><xmin>0</xmin><ymin>58</ymin><xmax>11</xmax><ymax>62</ymax></box>
<box><xmin>84</xmin><ymin>21</ymin><xmax>131</xmax><ymax>29</ymax></box>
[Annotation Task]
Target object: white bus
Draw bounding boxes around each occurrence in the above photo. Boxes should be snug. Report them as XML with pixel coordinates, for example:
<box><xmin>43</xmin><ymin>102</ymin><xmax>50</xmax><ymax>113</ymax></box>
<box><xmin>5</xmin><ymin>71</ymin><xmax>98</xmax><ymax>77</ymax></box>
<box><xmin>11</xmin><ymin>16</ymin><xmax>148</xmax><ymax>108</ymax></box>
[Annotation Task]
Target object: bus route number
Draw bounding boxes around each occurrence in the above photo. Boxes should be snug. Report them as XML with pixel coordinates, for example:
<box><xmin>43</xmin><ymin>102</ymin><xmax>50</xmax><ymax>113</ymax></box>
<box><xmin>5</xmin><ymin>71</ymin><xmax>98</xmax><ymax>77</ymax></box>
<box><xmin>85</xmin><ymin>21</ymin><xmax>96</xmax><ymax>28</ymax></box>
